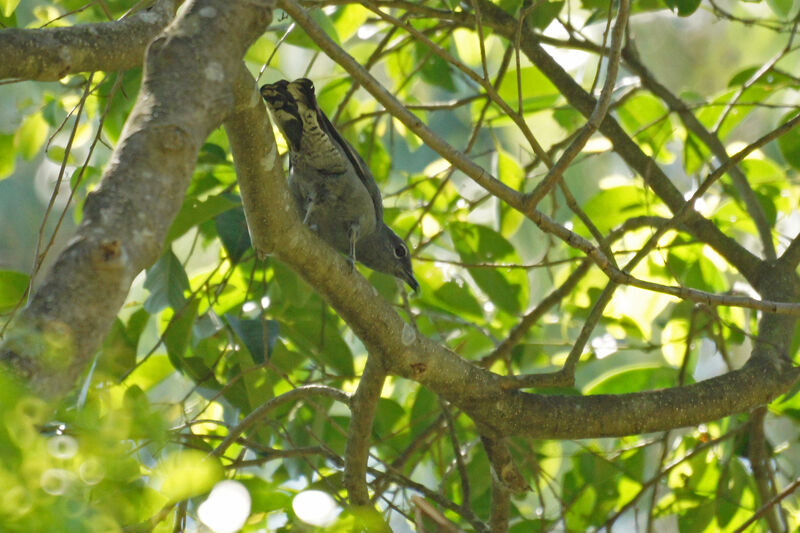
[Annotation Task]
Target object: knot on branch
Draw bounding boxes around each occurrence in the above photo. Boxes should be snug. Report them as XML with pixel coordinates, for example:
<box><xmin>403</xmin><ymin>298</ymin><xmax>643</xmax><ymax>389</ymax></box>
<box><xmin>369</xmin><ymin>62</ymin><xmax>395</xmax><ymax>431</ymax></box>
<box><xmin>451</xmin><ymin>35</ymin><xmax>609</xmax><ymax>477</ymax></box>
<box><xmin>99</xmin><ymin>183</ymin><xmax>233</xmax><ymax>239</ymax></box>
<box><xmin>90</xmin><ymin>239</ymin><xmax>123</xmax><ymax>270</ymax></box>
<box><xmin>154</xmin><ymin>124</ymin><xmax>193</xmax><ymax>154</ymax></box>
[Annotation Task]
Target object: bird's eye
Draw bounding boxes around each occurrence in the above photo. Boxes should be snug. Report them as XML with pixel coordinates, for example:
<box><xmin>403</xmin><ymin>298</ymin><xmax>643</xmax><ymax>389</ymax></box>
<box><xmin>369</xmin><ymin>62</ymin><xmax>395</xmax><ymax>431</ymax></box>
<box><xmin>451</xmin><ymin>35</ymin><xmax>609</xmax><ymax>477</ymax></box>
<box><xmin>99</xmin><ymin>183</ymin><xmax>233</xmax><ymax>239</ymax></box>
<box><xmin>394</xmin><ymin>245</ymin><xmax>407</xmax><ymax>258</ymax></box>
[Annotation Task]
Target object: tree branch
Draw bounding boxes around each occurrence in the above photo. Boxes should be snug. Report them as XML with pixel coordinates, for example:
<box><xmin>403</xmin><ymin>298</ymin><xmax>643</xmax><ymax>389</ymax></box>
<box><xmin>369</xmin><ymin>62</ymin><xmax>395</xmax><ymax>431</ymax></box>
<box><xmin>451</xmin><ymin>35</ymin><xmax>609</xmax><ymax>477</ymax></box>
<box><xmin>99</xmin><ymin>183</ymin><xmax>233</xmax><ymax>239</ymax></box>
<box><xmin>779</xmin><ymin>234</ymin><xmax>800</xmax><ymax>269</ymax></box>
<box><xmin>224</xmin><ymin>80</ymin><xmax>800</xmax><ymax>435</ymax></box>
<box><xmin>345</xmin><ymin>355</ymin><xmax>387</xmax><ymax>506</ymax></box>
<box><xmin>213</xmin><ymin>384</ymin><xmax>350</xmax><ymax>458</ymax></box>
<box><xmin>0</xmin><ymin>0</ymin><xmax>179</xmax><ymax>81</ymax></box>
<box><xmin>733</xmin><ymin>476</ymin><xmax>800</xmax><ymax>533</ymax></box>
<box><xmin>278</xmin><ymin>0</ymin><xmax>799</xmax><ymax>316</ymax></box>
<box><xmin>224</xmin><ymin>0</ymin><xmax>800</xmax><ymax>441</ymax></box>
<box><xmin>748</xmin><ymin>407</ymin><xmax>784</xmax><ymax>533</ymax></box>
<box><xmin>0</xmin><ymin>0</ymin><xmax>274</xmax><ymax>397</ymax></box>
<box><xmin>524</xmin><ymin>0</ymin><xmax>629</xmax><ymax>208</ymax></box>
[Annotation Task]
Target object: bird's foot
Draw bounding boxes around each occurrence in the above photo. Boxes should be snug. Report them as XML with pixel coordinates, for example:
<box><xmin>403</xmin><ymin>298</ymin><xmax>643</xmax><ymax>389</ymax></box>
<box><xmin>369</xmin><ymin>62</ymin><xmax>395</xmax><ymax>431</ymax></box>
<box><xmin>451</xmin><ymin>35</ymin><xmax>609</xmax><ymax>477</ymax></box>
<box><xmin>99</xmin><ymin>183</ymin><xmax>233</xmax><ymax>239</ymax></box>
<box><xmin>302</xmin><ymin>199</ymin><xmax>315</xmax><ymax>225</ymax></box>
<box><xmin>347</xmin><ymin>224</ymin><xmax>359</xmax><ymax>271</ymax></box>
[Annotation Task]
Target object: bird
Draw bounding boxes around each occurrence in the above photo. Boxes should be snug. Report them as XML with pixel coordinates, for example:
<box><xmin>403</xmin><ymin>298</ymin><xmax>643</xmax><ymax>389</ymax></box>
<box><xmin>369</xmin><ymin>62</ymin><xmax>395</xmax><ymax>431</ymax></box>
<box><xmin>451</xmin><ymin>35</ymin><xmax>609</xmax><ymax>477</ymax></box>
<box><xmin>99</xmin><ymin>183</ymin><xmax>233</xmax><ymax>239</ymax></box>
<box><xmin>260</xmin><ymin>78</ymin><xmax>419</xmax><ymax>292</ymax></box>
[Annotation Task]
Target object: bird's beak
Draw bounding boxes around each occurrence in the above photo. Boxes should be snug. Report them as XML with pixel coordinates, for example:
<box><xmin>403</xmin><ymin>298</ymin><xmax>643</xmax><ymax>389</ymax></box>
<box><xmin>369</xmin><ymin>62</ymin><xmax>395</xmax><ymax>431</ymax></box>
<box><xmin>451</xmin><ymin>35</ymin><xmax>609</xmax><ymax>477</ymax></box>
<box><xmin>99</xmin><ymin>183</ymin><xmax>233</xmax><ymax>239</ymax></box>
<box><xmin>401</xmin><ymin>267</ymin><xmax>420</xmax><ymax>293</ymax></box>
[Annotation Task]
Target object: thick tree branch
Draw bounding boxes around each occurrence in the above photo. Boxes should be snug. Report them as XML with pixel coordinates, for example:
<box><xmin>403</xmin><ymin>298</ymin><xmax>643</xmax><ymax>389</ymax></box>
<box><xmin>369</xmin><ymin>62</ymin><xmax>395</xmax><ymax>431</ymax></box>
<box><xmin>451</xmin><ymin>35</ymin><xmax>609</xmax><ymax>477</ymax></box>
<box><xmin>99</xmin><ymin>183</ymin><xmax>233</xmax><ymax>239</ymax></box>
<box><xmin>489</xmin><ymin>479</ymin><xmax>510</xmax><ymax>533</ymax></box>
<box><xmin>0</xmin><ymin>0</ymin><xmax>274</xmax><ymax>397</ymax></box>
<box><xmin>0</xmin><ymin>0</ymin><xmax>178</xmax><ymax>81</ymax></box>
<box><xmin>345</xmin><ymin>355</ymin><xmax>387</xmax><ymax>506</ymax></box>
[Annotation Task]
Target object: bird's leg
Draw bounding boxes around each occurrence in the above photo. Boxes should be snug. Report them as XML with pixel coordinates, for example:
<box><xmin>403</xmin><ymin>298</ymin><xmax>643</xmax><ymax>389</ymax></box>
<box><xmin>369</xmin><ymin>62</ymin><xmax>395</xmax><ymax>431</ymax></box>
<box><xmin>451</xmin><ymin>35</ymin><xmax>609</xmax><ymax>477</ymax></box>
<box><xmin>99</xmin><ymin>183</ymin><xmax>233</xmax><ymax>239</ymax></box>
<box><xmin>347</xmin><ymin>223</ymin><xmax>359</xmax><ymax>269</ymax></box>
<box><xmin>302</xmin><ymin>197</ymin><xmax>315</xmax><ymax>225</ymax></box>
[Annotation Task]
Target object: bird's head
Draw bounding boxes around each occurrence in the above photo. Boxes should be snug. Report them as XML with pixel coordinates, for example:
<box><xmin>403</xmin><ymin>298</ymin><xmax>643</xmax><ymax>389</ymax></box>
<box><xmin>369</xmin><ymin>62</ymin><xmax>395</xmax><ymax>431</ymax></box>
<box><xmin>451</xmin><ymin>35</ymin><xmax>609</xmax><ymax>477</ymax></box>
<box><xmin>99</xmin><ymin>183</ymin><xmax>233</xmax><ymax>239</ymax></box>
<box><xmin>357</xmin><ymin>225</ymin><xmax>419</xmax><ymax>292</ymax></box>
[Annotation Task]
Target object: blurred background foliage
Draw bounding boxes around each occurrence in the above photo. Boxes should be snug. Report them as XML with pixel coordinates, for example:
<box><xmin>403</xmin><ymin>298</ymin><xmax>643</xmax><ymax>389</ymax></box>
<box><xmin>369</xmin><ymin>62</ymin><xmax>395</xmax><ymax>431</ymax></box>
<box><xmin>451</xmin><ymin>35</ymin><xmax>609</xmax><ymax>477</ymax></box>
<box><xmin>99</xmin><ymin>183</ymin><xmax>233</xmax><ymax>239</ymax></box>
<box><xmin>1</xmin><ymin>0</ymin><xmax>800</xmax><ymax>531</ymax></box>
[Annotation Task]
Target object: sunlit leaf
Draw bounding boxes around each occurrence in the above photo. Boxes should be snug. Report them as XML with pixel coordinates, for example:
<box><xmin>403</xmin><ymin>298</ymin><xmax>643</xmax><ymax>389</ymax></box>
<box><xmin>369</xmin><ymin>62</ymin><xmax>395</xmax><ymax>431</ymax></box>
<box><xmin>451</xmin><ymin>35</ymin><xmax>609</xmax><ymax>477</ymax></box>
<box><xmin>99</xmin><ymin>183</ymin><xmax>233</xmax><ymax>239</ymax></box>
<box><xmin>0</xmin><ymin>134</ymin><xmax>15</xmax><ymax>179</ymax></box>
<box><xmin>332</xmin><ymin>4</ymin><xmax>369</xmax><ymax>43</ymax></box>
<box><xmin>584</xmin><ymin>364</ymin><xmax>681</xmax><ymax>394</ymax></box>
<box><xmin>616</xmin><ymin>93</ymin><xmax>674</xmax><ymax>159</ymax></box>
<box><xmin>496</xmin><ymin>66</ymin><xmax>559</xmax><ymax>115</ymax></box>
<box><xmin>766</xmin><ymin>0</ymin><xmax>794</xmax><ymax>18</ymax></box>
<box><xmin>285</xmin><ymin>8</ymin><xmax>340</xmax><ymax>49</ymax></box>
<box><xmin>155</xmin><ymin>450</ymin><xmax>223</xmax><ymax>503</ymax></box>
<box><xmin>13</xmin><ymin>112</ymin><xmax>48</xmax><ymax>160</ymax></box>
<box><xmin>0</xmin><ymin>270</ymin><xmax>28</xmax><ymax>313</ymax></box>
<box><xmin>0</xmin><ymin>0</ymin><xmax>20</xmax><ymax>18</ymax></box>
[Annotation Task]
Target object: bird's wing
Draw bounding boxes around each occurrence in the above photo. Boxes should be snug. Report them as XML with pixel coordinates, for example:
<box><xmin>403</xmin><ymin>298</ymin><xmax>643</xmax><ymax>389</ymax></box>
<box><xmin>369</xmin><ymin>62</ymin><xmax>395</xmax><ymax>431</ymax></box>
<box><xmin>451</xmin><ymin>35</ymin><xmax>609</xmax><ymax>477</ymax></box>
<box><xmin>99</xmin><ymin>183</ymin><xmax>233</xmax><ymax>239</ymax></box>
<box><xmin>315</xmin><ymin>102</ymin><xmax>385</xmax><ymax>223</ymax></box>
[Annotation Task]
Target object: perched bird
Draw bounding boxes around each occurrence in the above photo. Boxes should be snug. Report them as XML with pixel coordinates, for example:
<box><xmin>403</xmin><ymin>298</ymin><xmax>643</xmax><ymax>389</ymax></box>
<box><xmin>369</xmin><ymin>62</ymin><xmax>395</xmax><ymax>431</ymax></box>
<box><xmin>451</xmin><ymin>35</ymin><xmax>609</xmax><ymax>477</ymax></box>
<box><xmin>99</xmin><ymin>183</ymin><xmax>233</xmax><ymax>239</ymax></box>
<box><xmin>260</xmin><ymin>78</ymin><xmax>419</xmax><ymax>292</ymax></box>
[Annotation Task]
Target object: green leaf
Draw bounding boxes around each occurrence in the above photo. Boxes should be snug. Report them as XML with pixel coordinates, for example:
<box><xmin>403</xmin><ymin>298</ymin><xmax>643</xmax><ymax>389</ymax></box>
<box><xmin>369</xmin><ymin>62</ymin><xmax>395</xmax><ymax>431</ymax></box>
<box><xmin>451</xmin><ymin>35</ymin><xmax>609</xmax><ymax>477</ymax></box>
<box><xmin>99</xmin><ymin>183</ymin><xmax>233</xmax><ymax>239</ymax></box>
<box><xmin>99</xmin><ymin>309</ymin><xmax>149</xmax><ymax>378</ymax></box>
<box><xmin>664</xmin><ymin>0</ymin><xmax>702</xmax><ymax>16</ymax></box>
<box><xmin>777</xmin><ymin>112</ymin><xmax>800</xmax><ymax>170</ymax></box>
<box><xmin>526</xmin><ymin>0</ymin><xmax>565</xmax><ymax>29</ymax></box>
<box><xmin>766</xmin><ymin>0</ymin><xmax>794</xmax><ymax>18</ymax></box>
<box><xmin>433</xmin><ymin>281</ymin><xmax>484</xmax><ymax>318</ymax></box>
<box><xmin>496</xmin><ymin>147</ymin><xmax>525</xmax><ymax>191</ymax></box>
<box><xmin>0</xmin><ymin>134</ymin><xmax>15</xmax><ymax>179</ymax></box>
<box><xmin>166</xmin><ymin>193</ymin><xmax>238</xmax><ymax>244</ymax></box>
<box><xmin>225</xmin><ymin>313</ymin><xmax>280</xmax><ymax>364</ymax></box>
<box><xmin>155</xmin><ymin>450</ymin><xmax>223</xmax><ymax>503</ymax></box>
<box><xmin>683</xmin><ymin>131</ymin><xmax>709</xmax><ymax>174</ymax></box>
<box><xmin>450</xmin><ymin>222</ymin><xmax>528</xmax><ymax>314</ymax></box>
<box><xmin>581</xmin><ymin>186</ymin><xmax>662</xmax><ymax>234</ymax></box>
<box><xmin>728</xmin><ymin>67</ymin><xmax>799</xmax><ymax>88</ymax></box>
<box><xmin>666</xmin><ymin>246</ymin><xmax>729</xmax><ymax>293</ymax></box>
<box><xmin>0</xmin><ymin>0</ymin><xmax>20</xmax><ymax>17</ymax></box>
<box><xmin>616</xmin><ymin>93</ymin><xmax>673</xmax><ymax>158</ymax></box>
<box><xmin>496</xmin><ymin>148</ymin><xmax>526</xmax><ymax>236</ymax></box>
<box><xmin>215</xmin><ymin>205</ymin><xmax>252</xmax><ymax>263</ymax></box>
<box><xmin>13</xmin><ymin>112</ymin><xmax>48</xmax><ymax>160</ymax></box>
<box><xmin>496</xmin><ymin>67</ymin><xmax>559</xmax><ymax>116</ymax></box>
<box><xmin>0</xmin><ymin>270</ymin><xmax>28</xmax><ymax>313</ymax></box>
<box><xmin>332</xmin><ymin>4</ymin><xmax>369</xmax><ymax>43</ymax></box>
<box><xmin>197</xmin><ymin>143</ymin><xmax>229</xmax><ymax>165</ymax></box>
<box><xmin>284</xmin><ymin>8</ymin><xmax>340</xmax><ymax>49</ymax></box>
<box><xmin>268</xmin><ymin>261</ymin><xmax>314</xmax><ymax>310</ymax></box>
<box><xmin>695</xmin><ymin>86</ymin><xmax>769</xmax><ymax>140</ymax></box>
<box><xmin>163</xmin><ymin>298</ymin><xmax>200</xmax><ymax>372</ymax></box>
<box><xmin>584</xmin><ymin>364</ymin><xmax>680</xmax><ymax>394</ymax></box>
<box><xmin>372</xmin><ymin>398</ymin><xmax>405</xmax><ymax>439</ymax></box>
<box><xmin>240</xmin><ymin>478</ymin><xmax>292</xmax><ymax>514</ymax></box>
<box><xmin>144</xmin><ymin>249</ymin><xmax>190</xmax><ymax>313</ymax></box>
<box><xmin>677</xmin><ymin>503</ymin><xmax>715</xmax><ymax>532</ymax></box>
<box><xmin>415</xmin><ymin>42</ymin><xmax>455</xmax><ymax>92</ymax></box>
<box><xmin>409</xmin><ymin>387</ymin><xmax>438</xmax><ymax>438</ymax></box>
<box><xmin>451</xmin><ymin>222</ymin><xmax>515</xmax><ymax>260</ymax></box>
<box><xmin>329</xmin><ymin>507</ymin><xmax>389</xmax><ymax>533</ymax></box>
